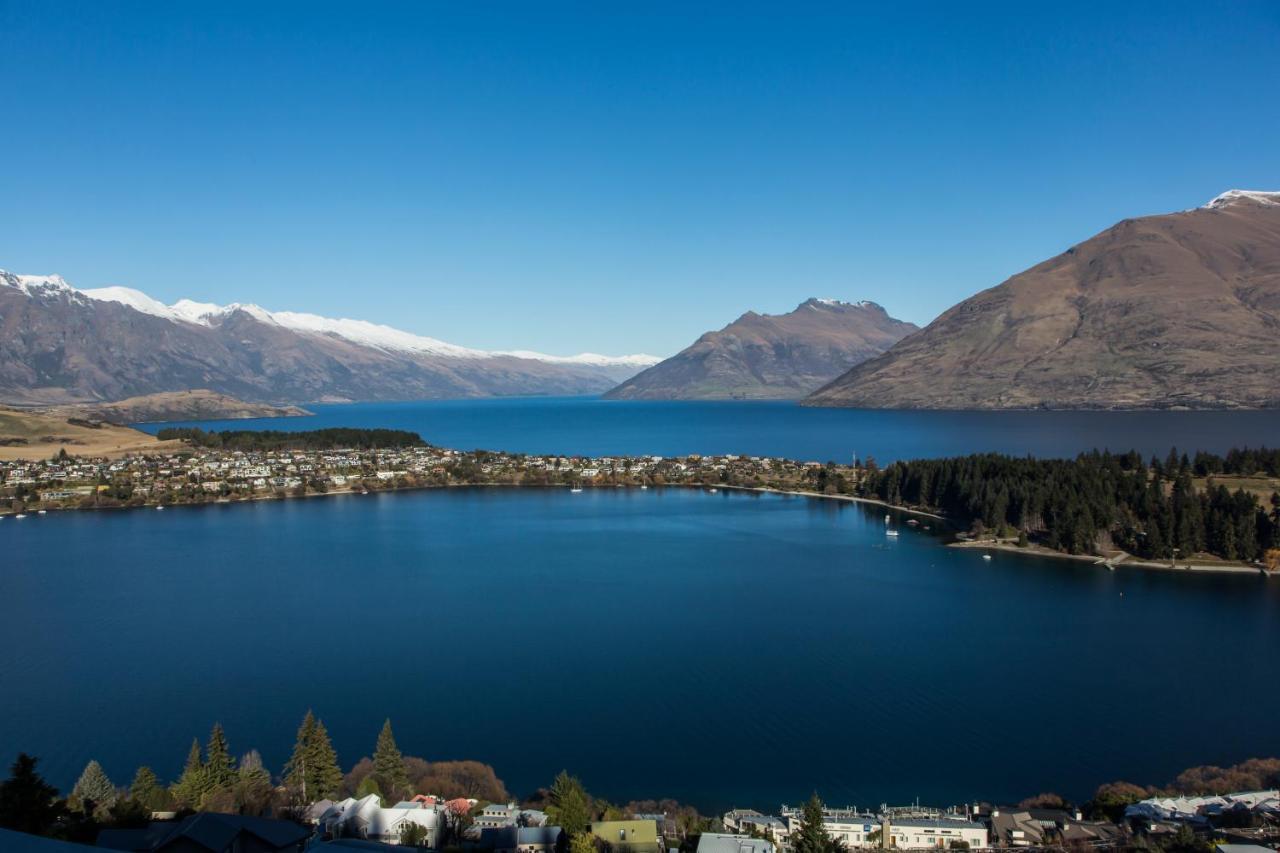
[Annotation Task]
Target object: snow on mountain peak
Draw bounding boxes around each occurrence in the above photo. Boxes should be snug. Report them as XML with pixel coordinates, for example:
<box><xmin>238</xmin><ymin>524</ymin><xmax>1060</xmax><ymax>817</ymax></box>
<box><xmin>1202</xmin><ymin>189</ymin><xmax>1280</xmax><ymax>210</ymax></box>
<box><xmin>498</xmin><ymin>351</ymin><xmax>662</xmax><ymax>367</ymax></box>
<box><xmin>1</xmin><ymin>270</ymin><xmax>77</xmax><ymax>298</ymax></box>
<box><xmin>17</xmin><ymin>270</ymin><xmax>655</xmax><ymax>366</ymax></box>
<box><xmin>807</xmin><ymin>297</ymin><xmax>879</xmax><ymax>310</ymax></box>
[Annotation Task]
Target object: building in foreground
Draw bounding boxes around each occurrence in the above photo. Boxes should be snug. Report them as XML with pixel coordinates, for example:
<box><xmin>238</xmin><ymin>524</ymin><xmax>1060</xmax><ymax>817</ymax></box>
<box><xmin>95</xmin><ymin>813</ymin><xmax>310</xmax><ymax>852</ymax></box>
<box><xmin>311</xmin><ymin>795</ymin><xmax>445</xmax><ymax>846</ymax></box>
<box><xmin>696</xmin><ymin>833</ymin><xmax>776</xmax><ymax>853</ymax></box>
<box><xmin>589</xmin><ymin>820</ymin><xmax>662</xmax><ymax>853</ymax></box>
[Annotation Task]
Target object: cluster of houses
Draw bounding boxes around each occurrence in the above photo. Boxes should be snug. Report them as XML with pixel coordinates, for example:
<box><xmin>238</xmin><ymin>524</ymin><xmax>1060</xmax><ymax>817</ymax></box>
<box><xmin>34</xmin><ymin>787</ymin><xmax>1277</xmax><ymax>852</ymax></box>
<box><xmin>1</xmin><ymin>441</ymin><xmax>847</xmax><ymax>513</ymax></box>
<box><xmin>1124</xmin><ymin>790</ymin><xmax>1280</xmax><ymax>848</ymax></box>
<box><xmin>725</xmin><ymin>805</ymin><xmax>990</xmax><ymax>851</ymax></box>
<box><xmin>282</xmin><ymin>789</ymin><xmax>1279</xmax><ymax>851</ymax></box>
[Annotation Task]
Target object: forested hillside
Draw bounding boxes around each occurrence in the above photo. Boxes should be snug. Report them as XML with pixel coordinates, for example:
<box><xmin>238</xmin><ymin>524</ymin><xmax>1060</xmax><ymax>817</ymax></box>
<box><xmin>864</xmin><ymin>448</ymin><xmax>1280</xmax><ymax>562</ymax></box>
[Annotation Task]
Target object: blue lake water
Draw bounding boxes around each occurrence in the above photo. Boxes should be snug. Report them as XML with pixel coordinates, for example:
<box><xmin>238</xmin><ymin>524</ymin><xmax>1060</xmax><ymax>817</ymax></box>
<box><xmin>134</xmin><ymin>396</ymin><xmax>1280</xmax><ymax>462</ymax></box>
<box><xmin>3</xmin><ymin>487</ymin><xmax>1278</xmax><ymax>812</ymax></box>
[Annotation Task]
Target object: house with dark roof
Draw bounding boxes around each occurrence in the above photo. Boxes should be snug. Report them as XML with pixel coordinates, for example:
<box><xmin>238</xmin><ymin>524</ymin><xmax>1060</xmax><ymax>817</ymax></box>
<box><xmin>95</xmin><ymin>813</ymin><xmax>310</xmax><ymax>852</ymax></box>
<box><xmin>476</xmin><ymin>825</ymin><xmax>563</xmax><ymax>853</ymax></box>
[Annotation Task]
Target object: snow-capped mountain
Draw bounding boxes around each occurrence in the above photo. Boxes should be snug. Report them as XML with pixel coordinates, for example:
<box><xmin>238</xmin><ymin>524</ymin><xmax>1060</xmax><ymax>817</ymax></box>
<box><xmin>0</xmin><ymin>270</ymin><xmax>659</xmax><ymax>405</ymax></box>
<box><xmin>75</xmin><ymin>283</ymin><xmax>657</xmax><ymax>366</ymax></box>
<box><xmin>1200</xmin><ymin>189</ymin><xmax>1280</xmax><ymax>210</ymax></box>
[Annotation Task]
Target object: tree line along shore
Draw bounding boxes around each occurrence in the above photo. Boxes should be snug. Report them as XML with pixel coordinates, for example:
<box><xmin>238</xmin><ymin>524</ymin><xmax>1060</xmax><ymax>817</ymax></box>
<box><xmin>1</xmin><ymin>714</ymin><xmax>1277</xmax><ymax>850</ymax></box>
<box><xmin>2</xmin><ymin>428</ymin><xmax>1279</xmax><ymax>573</ymax></box>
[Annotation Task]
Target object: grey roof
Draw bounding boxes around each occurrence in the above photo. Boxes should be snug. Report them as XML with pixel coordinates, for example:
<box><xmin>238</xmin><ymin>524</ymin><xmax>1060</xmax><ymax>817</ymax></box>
<box><xmin>696</xmin><ymin>833</ymin><xmax>775</xmax><ymax>853</ymax></box>
<box><xmin>518</xmin><ymin>827</ymin><xmax>563</xmax><ymax>846</ymax></box>
<box><xmin>889</xmin><ymin>818</ymin><xmax>985</xmax><ymax>830</ymax></box>
<box><xmin>475</xmin><ymin>826</ymin><xmax>562</xmax><ymax>849</ymax></box>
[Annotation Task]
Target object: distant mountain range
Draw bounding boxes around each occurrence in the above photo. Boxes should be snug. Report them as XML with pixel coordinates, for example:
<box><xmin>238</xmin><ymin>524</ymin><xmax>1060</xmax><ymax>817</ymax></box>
<box><xmin>0</xmin><ymin>273</ymin><xmax>659</xmax><ymax>405</ymax></box>
<box><xmin>806</xmin><ymin>190</ymin><xmax>1280</xmax><ymax>410</ymax></box>
<box><xmin>604</xmin><ymin>298</ymin><xmax>917</xmax><ymax>400</ymax></box>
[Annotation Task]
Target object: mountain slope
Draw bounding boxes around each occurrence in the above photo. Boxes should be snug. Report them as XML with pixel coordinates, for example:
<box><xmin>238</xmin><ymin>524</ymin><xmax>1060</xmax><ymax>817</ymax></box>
<box><xmin>805</xmin><ymin>190</ymin><xmax>1280</xmax><ymax>410</ymax></box>
<box><xmin>604</xmin><ymin>299</ymin><xmax>917</xmax><ymax>400</ymax></box>
<box><xmin>45</xmin><ymin>390</ymin><xmax>311</xmax><ymax>424</ymax></box>
<box><xmin>0</xmin><ymin>272</ymin><xmax>659</xmax><ymax>405</ymax></box>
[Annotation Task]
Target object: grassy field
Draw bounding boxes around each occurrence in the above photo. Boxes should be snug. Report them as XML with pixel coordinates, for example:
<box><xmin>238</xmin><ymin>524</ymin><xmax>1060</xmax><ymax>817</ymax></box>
<box><xmin>1193</xmin><ymin>474</ymin><xmax>1280</xmax><ymax>503</ymax></box>
<box><xmin>0</xmin><ymin>408</ymin><xmax>183</xmax><ymax>461</ymax></box>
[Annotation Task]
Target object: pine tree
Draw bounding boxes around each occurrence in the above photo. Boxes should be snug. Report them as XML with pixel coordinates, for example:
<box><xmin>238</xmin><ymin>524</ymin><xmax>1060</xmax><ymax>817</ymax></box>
<box><xmin>372</xmin><ymin>719</ymin><xmax>410</xmax><ymax>799</ymax></box>
<box><xmin>283</xmin><ymin>711</ymin><xmax>318</xmax><ymax>801</ymax></box>
<box><xmin>0</xmin><ymin>753</ymin><xmax>64</xmax><ymax>835</ymax></box>
<box><xmin>69</xmin><ymin>759</ymin><xmax>117</xmax><ymax>815</ymax></box>
<box><xmin>546</xmin><ymin>771</ymin><xmax>591</xmax><ymax>835</ymax></box>
<box><xmin>791</xmin><ymin>793</ymin><xmax>845</xmax><ymax>853</ymax></box>
<box><xmin>129</xmin><ymin>766</ymin><xmax>168</xmax><ymax>812</ymax></box>
<box><xmin>311</xmin><ymin>720</ymin><xmax>343</xmax><ymax>800</ymax></box>
<box><xmin>171</xmin><ymin>738</ymin><xmax>207</xmax><ymax>809</ymax></box>
<box><xmin>284</xmin><ymin>711</ymin><xmax>343</xmax><ymax>803</ymax></box>
<box><xmin>204</xmin><ymin>723</ymin><xmax>236</xmax><ymax>793</ymax></box>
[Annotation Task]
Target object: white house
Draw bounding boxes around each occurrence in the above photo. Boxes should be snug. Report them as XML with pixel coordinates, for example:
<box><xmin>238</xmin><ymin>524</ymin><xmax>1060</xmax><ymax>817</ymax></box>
<box><xmin>313</xmin><ymin>794</ymin><xmax>446</xmax><ymax>846</ymax></box>
<box><xmin>883</xmin><ymin>818</ymin><xmax>988</xmax><ymax>850</ymax></box>
<box><xmin>476</xmin><ymin>802</ymin><xmax>521</xmax><ymax>828</ymax></box>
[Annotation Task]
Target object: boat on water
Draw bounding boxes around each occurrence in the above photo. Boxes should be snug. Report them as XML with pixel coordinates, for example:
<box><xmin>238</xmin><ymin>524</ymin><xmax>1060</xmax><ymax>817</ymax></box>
<box><xmin>156</xmin><ymin>505</ymin><xmax>164</xmax><ymax>510</ymax></box>
<box><xmin>884</xmin><ymin>513</ymin><xmax>891</xmax><ymax>523</ymax></box>
<box><xmin>708</xmin><ymin>488</ymin><xmax>718</xmax><ymax>493</ymax></box>
<box><xmin>982</xmin><ymin>554</ymin><xmax>992</xmax><ymax>561</ymax></box>
<box><xmin>906</xmin><ymin>518</ymin><xmax>918</xmax><ymax>526</ymax></box>
<box><xmin>639</xmin><ymin>484</ymin><xmax>648</xmax><ymax>490</ymax></box>
<box><xmin>14</xmin><ymin>514</ymin><xmax>26</xmax><ymax>519</ymax></box>
<box><xmin>886</xmin><ymin>529</ymin><xmax>899</xmax><ymax>537</ymax></box>
<box><xmin>570</xmin><ymin>487</ymin><xmax>583</xmax><ymax>493</ymax></box>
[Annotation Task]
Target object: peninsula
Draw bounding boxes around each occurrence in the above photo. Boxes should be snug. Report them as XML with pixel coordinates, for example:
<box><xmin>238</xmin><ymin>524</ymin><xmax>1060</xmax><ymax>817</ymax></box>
<box><xmin>3</xmin><ymin>426</ymin><xmax>1277</xmax><ymax>575</ymax></box>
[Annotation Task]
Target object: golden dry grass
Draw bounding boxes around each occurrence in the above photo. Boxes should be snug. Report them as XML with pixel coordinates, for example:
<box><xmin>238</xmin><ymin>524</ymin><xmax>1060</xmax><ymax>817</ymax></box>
<box><xmin>0</xmin><ymin>408</ymin><xmax>184</xmax><ymax>461</ymax></box>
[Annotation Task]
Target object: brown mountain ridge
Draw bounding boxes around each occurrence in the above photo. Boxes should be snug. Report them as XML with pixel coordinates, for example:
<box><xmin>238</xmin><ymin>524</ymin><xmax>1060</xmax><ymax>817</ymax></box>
<box><xmin>605</xmin><ymin>298</ymin><xmax>917</xmax><ymax>400</ymax></box>
<box><xmin>805</xmin><ymin>190</ymin><xmax>1280</xmax><ymax>410</ymax></box>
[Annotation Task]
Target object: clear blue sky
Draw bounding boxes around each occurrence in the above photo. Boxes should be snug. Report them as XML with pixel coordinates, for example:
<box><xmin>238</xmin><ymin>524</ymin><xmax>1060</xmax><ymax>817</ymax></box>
<box><xmin>2</xmin><ymin>1</ymin><xmax>1278</xmax><ymax>356</ymax></box>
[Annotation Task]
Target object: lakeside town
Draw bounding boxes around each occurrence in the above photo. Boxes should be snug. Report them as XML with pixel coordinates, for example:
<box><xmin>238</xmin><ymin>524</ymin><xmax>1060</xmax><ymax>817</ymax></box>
<box><xmin>3</xmin><ymin>428</ymin><xmax>1279</xmax><ymax>576</ymax></box>
<box><xmin>0</xmin><ymin>437</ymin><xmax>860</xmax><ymax>513</ymax></box>
<box><xmin>1</xmin><ymin>716</ymin><xmax>1278</xmax><ymax>853</ymax></box>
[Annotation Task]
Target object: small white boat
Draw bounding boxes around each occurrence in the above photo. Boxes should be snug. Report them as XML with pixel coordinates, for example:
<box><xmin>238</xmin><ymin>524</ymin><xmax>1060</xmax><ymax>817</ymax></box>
<box><xmin>570</xmin><ymin>487</ymin><xmax>583</xmax><ymax>493</ymax></box>
<box><xmin>361</xmin><ymin>490</ymin><xmax>369</xmax><ymax>495</ymax></box>
<box><xmin>14</xmin><ymin>513</ymin><xmax>26</xmax><ymax>519</ymax></box>
<box><xmin>708</xmin><ymin>488</ymin><xmax>718</xmax><ymax>493</ymax></box>
<box><xmin>156</xmin><ymin>505</ymin><xmax>165</xmax><ymax>510</ymax></box>
<box><xmin>37</xmin><ymin>509</ymin><xmax>47</xmax><ymax>515</ymax></box>
<box><xmin>884</xmin><ymin>513</ymin><xmax>891</xmax><ymax>523</ymax></box>
<box><xmin>885</xmin><ymin>529</ymin><xmax>899</xmax><ymax>537</ymax></box>
<box><xmin>639</xmin><ymin>484</ymin><xmax>648</xmax><ymax>490</ymax></box>
<box><xmin>982</xmin><ymin>554</ymin><xmax>992</xmax><ymax>561</ymax></box>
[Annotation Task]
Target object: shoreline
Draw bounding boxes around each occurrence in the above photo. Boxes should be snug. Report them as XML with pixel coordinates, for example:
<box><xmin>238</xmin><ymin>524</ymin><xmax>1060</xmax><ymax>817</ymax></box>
<box><xmin>5</xmin><ymin>478</ymin><xmax>1274</xmax><ymax>579</ymax></box>
<box><xmin>946</xmin><ymin>538</ymin><xmax>1271</xmax><ymax>576</ymax></box>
